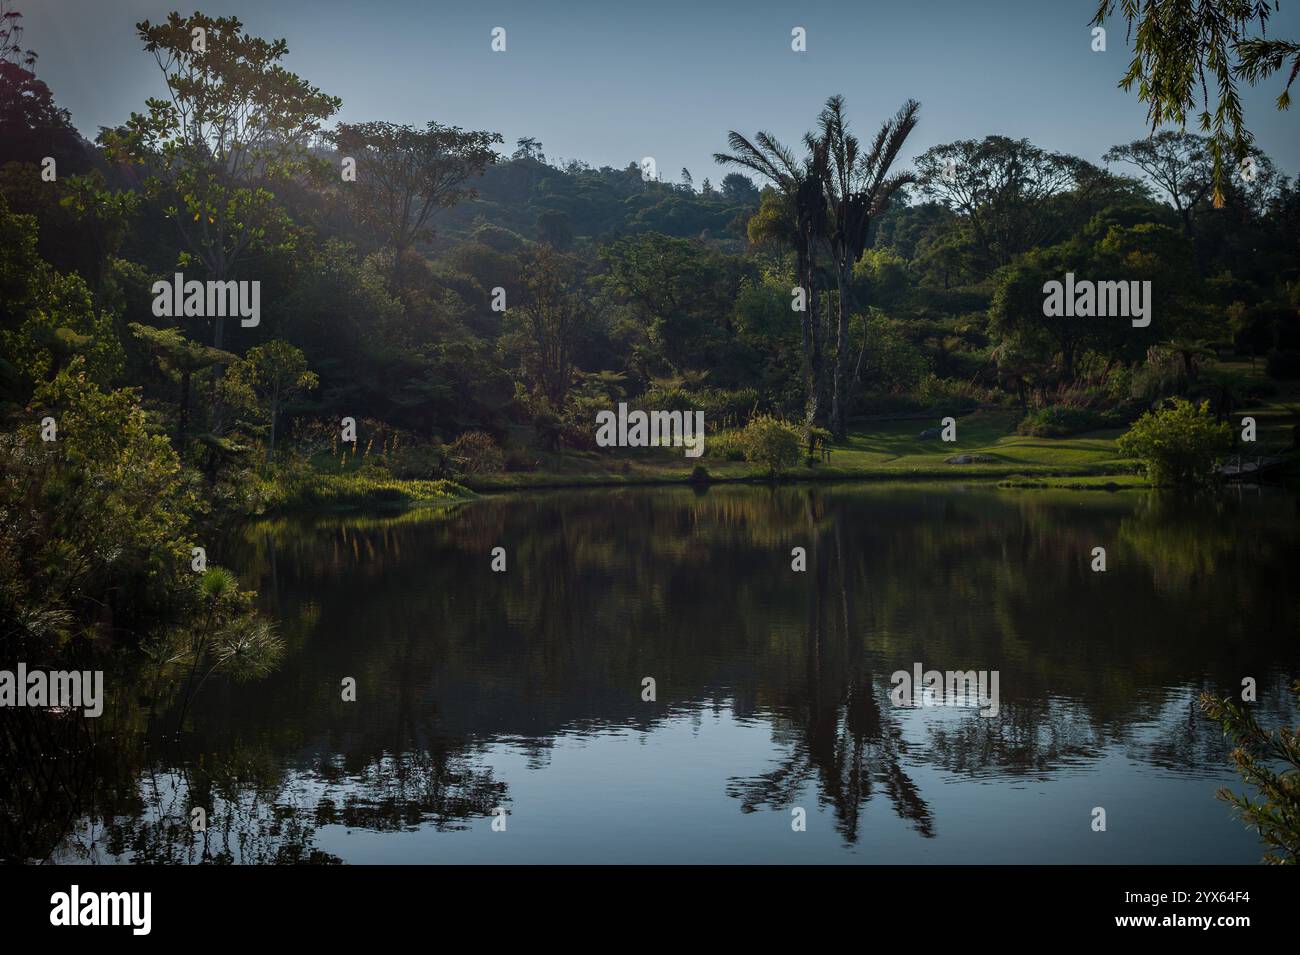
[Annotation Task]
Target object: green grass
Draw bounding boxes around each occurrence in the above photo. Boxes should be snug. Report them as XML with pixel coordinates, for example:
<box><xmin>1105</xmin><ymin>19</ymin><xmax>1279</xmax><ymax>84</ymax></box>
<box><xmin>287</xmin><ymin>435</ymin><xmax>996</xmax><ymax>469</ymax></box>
<box><xmin>266</xmin><ymin>360</ymin><xmax>1297</xmax><ymax>502</ymax></box>
<box><xmin>260</xmin><ymin>470</ymin><xmax>473</xmax><ymax>511</ymax></box>
<box><xmin>466</xmin><ymin>410</ymin><xmax>1138</xmax><ymax>491</ymax></box>
<box><xmin>468</xmin><ymin>360</ymin><xmax>1300</xmax><ymax>491</ymax></box>
<box><xmin>1218</xmin><ymin>358</ymin><xmax>1300</xmax><ymax>449</ymax></box>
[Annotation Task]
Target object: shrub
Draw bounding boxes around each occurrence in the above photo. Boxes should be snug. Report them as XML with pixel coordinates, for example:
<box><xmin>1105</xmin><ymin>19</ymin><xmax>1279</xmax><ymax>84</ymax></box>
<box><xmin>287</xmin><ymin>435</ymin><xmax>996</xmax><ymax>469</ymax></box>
<box><xmin>1130</xmin><ymin>346</ymin><xmax>1189</xmax><ymax>401</ymax></box>
<box><xmin>1116</xmin><ymin>398</ymin><xmax>1233</xmax><ymax>486</ymax></box>
<box><xmin>706</xmin><ymin>430</ymin><xmax>747</xmax><ymax>461</ymax></box>
<box><xmin>556</xmin><ymin>402</ymin><xmax>599</xmax><ymax>450</ymax></box>
<box><xmin>1016</xmin><ymin>404</ymin><xmax>1116</xmax><ymax>437</ymax></box>
<box><xmin>271</xmin><ymin>474</ymin><xmax>469</xmax><ymax>510</ymax></box>
<box><xmin>698</xmin><ymin>387</ymin><xmax>759</xmax><ymax>428</ymax></box>
<box><xmin>503</xmin><ymin>449</ymin><xmax>538</xmax><ymax>472</ymax></box>
<box><xmin>915</xmin><ymin>373</ymin><xmax>981</xmax><ymax>415</ymax></box>
<box><xmin>1201</xmin><ymin>680</ymin><xmax>1300</xmax><ymax>865</ymax></box>
<box><xmin>738</xmin><ymin>414</ymin><xmax>802</xmax><ymax>477</ymax></box>
<box><xmin>858</xmin><ymin>315</ymin><xmax>928</xmax><ymax>394</ymax></box>
<box><xmin>447</xmin><ymin>430</ymin><xmax>505</xmax><ymax>474</ymax></box>
<box><xmin>803</xmin><ymin>425</ymin><xmax>834</xmax><ymax>462</ymax></box>
<box><xmin>640</xmin><ymin>385</ymin><xmax>701</xmax><ymax>413</ymax></box>
<box><xmin>0</xmin><ymin>358</ymin><xmax>197</xmax><ymax>643</ymax></box>
<box><xmin>385</xmin><ymin>442</ymin><xmax>451</xmax><ymax>480</ymax></box>
<box><xmin>528</xmin><ymin>408</ymin><xmax>556</xmax><ymax>451</ymax></box>
<box><xmin>1265</xmin><ymin>350</ymin><xmax>1300</xmax><ymax>381</ymax></box>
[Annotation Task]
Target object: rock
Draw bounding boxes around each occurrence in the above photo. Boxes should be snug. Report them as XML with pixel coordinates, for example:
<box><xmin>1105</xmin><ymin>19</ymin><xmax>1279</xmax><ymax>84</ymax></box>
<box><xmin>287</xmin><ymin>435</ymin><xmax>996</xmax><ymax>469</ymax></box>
<box><xmin>918</xmin><ymin>428</ymin><xmax>941</xmax><ymax>440</ymax></box>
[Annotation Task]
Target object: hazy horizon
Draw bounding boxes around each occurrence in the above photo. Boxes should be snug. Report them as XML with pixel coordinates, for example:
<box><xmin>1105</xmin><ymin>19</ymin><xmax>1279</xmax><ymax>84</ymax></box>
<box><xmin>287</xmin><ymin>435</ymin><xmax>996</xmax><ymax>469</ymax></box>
<box><xmin>24</xmin><ymin>0</ymin><xmax>1300</xmax><ymax>187</ymax></box>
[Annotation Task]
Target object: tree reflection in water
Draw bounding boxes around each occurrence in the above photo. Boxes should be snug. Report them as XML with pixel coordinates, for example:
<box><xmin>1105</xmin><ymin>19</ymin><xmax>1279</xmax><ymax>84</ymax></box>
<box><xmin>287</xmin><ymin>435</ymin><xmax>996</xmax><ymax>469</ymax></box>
<box><xmin>4</xmin><ymin>484</ymin><xmax>1296</xmax><ymax>863</ymax></box>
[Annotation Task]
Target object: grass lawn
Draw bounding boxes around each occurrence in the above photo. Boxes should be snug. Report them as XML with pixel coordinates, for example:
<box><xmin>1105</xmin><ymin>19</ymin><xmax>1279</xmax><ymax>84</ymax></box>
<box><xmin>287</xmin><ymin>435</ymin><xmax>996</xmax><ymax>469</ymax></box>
<box><xmin>466</xmin><ymin>410</ymin><xmax>1138</xmax><ymax>491</ymax></box>
<box><xmin>259</xmin><ymin>471</ymin><xmax>474</xmax><ymax>512</ymax></box>
<box><xmin>285</xmin><ymin>360</ymin><xmax>1297</xmax><ymax>498</ymax></box>
<box><xmin>1218</xmin><ymin>358</ymin><xmax>1300</xmax><ymax>448</ymax></box>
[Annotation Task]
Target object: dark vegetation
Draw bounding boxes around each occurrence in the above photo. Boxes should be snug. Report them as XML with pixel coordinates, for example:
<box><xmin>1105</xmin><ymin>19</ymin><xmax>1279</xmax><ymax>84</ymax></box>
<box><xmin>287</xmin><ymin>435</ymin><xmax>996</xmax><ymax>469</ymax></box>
<box><xmin>1</xmin><ymin>5</ymin><xmax>1298</xmax><ymax>666</ymax></box>
<box><xmin>0</xmin><ymin>3</ymin><xmax>1297</xmax><ymax>865</ymax></box>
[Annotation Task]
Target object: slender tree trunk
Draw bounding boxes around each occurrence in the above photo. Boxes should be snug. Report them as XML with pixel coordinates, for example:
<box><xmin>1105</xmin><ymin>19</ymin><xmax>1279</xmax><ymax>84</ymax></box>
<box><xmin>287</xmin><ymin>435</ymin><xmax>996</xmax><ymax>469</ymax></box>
<box><xmin>831</xmin><ymin>261</ymin><xmax>852</xmax><ymax>440</ymax></box>
<box><xmin>806</xmin><ymin>234</ymin><xmax>826</xmax><ymax>430</ymax></box>
<box><xmin>853</xmin><ymin>321</ymin><xmax>868</xmax><ymax>384</ymax></box>
<box><xmin>797</xmin><ymin>246</ymin><xmax>819</xmax><ymax>431</ymax></box>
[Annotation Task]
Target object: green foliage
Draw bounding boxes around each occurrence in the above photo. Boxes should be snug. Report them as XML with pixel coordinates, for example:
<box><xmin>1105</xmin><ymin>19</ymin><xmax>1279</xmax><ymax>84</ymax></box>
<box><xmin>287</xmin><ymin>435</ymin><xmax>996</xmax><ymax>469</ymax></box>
<box><xmin>1093</xmin><ymin>0</ymin><xmax>1299</xmax><ymax>199</ymax></box>
<box><xmin>917</xmin><ymin>136</ymin><xmax>1095</xmax><ymax>271</ymax></box>
<box><xmin>738</xmin><ymin>414</ymin><xmax>802</xmax><ymax>476</ymax></box>
<box><xmin>253</xmin><ymin>454</ymin><xmax>469</xmax><ymax>510</ymax></box>
<box><xmin>0</xmin><ymin>196</ymin><xmax>124</xmax><ymax>395</ymax></box>
<box><xmin>235</xmin><ymin>340</ymin><xmax>318</xmax><ymax>458</ymax></box>
<box><xmin>640</xmin><ymin>384</ymin><xmax>701</xmax><ymax>412</ymax></box>
<box><xmin>599</xmin><ymin>232</ymin><xmax>752</xmax><ymax>376</ymax></box>
<box><xmin>858</xmin><ymin>313</ymin><xmax>928</xmax><ymax>394</ymax></box>
<box><xmin>0</xmin><ymin>358</ymin><xmax>197</xmax><ymax>644</ymax></box>
<box><xmin>706</xmin><ymin>429</ymin><xmax>747</xmax><ymax>461</ymax></box>
<box><xmin>163</xmin><ymin>564</ymin><xmax>281</xmax><ymax>731</ymax></box>
<box><xmin>0</xmin><ymin>56</ymin><xmax>85</xmax><ymax>170</ymax></box>
<box><xmin>913</xmin><ymin>373</ymin><xmax>982</xmax><ymax>415</ymax></box>
<box><xmin>501</xmin><ymin>244</ymin><xmax>589</xmax><ymax>406</ymax></box>
<box><xmin>100</xmin><ymin>11</ymin><xmax>340</xmax><ymax>328</ymax></box>
<box><xmin>1017</xmin><ymin>404</ymin><xmax>1118</xmax><ymax>438</ymax></box>
<box><xmin>2</xmin><ymin>268</ymin><xmax>123</xmax><ymax>387</ymax></box>
<box><xmin>332</xmin><ymin>120</ymin><xmax>502</xmax><ymax>257</ymax></box>
<box><xmin>1201</xmin><ymin>681</ymin><xmax>1300</xmax><ymax>865</ymax></box>
<box><xmin>447</xmin><ymin>430</ymin><xmax>505</xmax><ymax>474</ymax></box>
<box><xmin>1116</xmin><ymin>398</ymin><xmax>1233</xmax><ymax>486</ymax></box>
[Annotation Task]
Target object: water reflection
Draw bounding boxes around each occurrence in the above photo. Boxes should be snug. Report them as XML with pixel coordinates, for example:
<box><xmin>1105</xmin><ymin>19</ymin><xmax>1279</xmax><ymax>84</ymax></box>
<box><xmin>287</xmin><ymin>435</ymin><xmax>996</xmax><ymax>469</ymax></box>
<box><xmin>6</xmin><ymin>484</ymin><xmax>1298</xmax><ymax>863</ymax></box>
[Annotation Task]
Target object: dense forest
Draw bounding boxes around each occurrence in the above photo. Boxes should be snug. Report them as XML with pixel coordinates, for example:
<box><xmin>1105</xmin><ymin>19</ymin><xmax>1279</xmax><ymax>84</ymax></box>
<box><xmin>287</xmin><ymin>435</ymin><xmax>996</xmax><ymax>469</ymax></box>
<box><xmin>2</xmin><ymin>1</ymin><xmax>1299</xmax><ymax>873</ymax></box>
<box><xmin>1</xmin><ymin>5</ymin><xmax>1299</xmax><ymax>649</ymax></box>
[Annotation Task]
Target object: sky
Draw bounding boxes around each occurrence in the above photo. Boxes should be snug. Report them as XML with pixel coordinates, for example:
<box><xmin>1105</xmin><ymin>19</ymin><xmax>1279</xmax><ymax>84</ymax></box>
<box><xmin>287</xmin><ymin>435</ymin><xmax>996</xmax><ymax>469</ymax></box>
<box><xmin>21</xmin><ymin>0</ymin><xmax>1300</xmax><ymax>187</ymax></box>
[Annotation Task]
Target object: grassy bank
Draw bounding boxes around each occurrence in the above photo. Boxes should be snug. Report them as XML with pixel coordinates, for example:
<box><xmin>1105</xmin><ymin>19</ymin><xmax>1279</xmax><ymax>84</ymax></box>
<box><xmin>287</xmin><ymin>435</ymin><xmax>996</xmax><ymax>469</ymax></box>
<box><xmin>463</xmin><ymin>360</ymin><xmax>1298</xmax><ymax>492</ymax></box>
<box><xmin>460</xmin><ymin>410</ymin><xmax>1141</xmax><ymax>491</ymax></box>
<box><xmin>267</xmin><ymin>360</ymin><xmax>1298</xmax><ymax>501</ymax></box>
<box><xmin>257</xmin><ymin>471</ymin><xmax>474</xmax><ymax>512</ymax></box>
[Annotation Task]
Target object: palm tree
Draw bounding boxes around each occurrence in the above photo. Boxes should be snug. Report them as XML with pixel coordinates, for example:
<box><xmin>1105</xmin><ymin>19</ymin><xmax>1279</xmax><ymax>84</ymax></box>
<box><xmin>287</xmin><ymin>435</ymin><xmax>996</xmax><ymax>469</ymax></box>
<box><xmin>816</xmin><ymin>96</ymin><xmax>920</xmax><ymax>439</ymax></box>
<box><xmin>1164</xmin><ymin>336</ymin><xmax>1217</xmax><ymax>384</ymax></box>
<box><xmin>715</xmin><ymin>129</ymin><xmax>829</xmax><ymax>429</ymax></box>
<box><xmin>130</xmin><ymin>323</ymin><xmax>236</xmax><ymax>452</ymax></box>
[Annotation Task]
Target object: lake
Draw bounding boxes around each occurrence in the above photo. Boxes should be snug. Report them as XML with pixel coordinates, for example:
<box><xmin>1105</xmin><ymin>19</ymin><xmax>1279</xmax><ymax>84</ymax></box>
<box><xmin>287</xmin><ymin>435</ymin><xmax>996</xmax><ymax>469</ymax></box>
<box><xmin>36</xmin><ymin>484</ymin><xmax>1300</xmax><ymax>863</ymax></box>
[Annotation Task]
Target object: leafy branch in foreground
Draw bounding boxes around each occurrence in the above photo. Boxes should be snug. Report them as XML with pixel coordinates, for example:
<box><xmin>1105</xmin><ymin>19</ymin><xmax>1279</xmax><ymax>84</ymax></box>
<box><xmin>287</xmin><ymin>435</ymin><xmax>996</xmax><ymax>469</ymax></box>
<box><xmin>1201</xmin><ymin>681</ymin><xmax>1300</xmax><ymax>865</ymax></box>
<box><xmin>1092</xmin><ymin>0</ymin><xmax>1299</xmax><ymax>203</ymax></box>
<box><xmin>169</xmin><ymin>566</ymin><xmax>282</xmax><ymax>735</ymax></box>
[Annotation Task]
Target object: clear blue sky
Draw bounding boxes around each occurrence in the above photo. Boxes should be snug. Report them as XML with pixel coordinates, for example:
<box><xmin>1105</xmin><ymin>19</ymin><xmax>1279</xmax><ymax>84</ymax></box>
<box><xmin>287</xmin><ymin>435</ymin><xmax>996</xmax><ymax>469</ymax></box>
<box><xmin>24</xmin><ymin>0</ymin><xmax>1300</xmax><ymax>184</ymax></box>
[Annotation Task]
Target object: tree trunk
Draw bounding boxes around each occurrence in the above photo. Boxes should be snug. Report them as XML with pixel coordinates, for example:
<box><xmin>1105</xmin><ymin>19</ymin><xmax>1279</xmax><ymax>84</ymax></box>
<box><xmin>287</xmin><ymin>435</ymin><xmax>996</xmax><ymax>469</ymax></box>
<box><xmin>797</xmin><ymin>247</ymin><xmax>819</xmax><ymax>430</ymax></box>
<box><xmin>830</xmin><ymin>262</ymin><xmax>851</xmax><ymax>440</ymax></box>
<box><xmin>806</xmin><ymin>235</ymin><xmax>826</xmax><ymax>431</ymax></box>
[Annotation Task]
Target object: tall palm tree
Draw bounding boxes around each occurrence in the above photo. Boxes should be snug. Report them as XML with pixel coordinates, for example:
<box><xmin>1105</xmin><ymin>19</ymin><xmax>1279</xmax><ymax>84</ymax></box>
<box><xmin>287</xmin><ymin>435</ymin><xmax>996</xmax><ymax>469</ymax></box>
<box><xmin>817</xmin><ymin>96</ymin><xmax>920</xmax><ymax>439</ymax></box>
<box><xmin>715</xmin><ymin>130</ymin><xmax>829</xmax><ymax>428</ymax></box>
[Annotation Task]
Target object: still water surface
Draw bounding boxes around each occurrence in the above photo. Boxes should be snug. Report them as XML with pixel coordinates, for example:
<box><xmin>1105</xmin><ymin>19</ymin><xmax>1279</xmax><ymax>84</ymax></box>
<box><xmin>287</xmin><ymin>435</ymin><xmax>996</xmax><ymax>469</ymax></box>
<box><xmin>50</xmin><ymin>484</ymin><xmax>1300</xmax><ymax>863</ymax></box>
